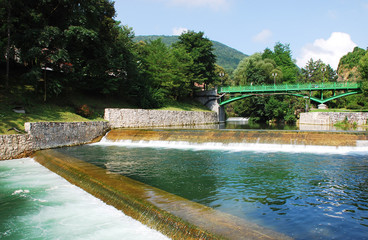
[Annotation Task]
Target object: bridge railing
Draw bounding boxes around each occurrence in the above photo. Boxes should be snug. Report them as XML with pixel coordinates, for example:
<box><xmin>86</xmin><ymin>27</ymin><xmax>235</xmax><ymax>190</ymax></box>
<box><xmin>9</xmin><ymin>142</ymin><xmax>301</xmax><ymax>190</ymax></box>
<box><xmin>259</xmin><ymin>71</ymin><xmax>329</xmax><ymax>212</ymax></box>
<box><xmin>218</xmin><ymin>82</ymin><xmax>361</xmax><ymax>93</ymax></box>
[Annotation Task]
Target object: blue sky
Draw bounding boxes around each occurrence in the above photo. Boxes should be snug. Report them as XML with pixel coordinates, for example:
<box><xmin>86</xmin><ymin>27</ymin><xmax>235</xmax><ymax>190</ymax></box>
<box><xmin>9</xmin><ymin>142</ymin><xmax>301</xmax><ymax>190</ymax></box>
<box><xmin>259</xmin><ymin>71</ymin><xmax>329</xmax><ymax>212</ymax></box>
<box><xmin>114</xmin><ymin>0</ymin><xmax>368</xmax><ymax>70</ymax></box>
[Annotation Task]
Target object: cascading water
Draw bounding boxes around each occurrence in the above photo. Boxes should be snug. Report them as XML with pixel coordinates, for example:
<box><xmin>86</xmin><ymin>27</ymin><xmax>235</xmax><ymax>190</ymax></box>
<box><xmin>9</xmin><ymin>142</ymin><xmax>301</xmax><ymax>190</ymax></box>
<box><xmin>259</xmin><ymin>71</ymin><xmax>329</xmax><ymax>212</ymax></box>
<box><xmin>13</xmin><ymin>129</ymin><xmax>368</xmax><ymax>239</ymax></box>
<box><xmin>0</xmin><ymin>158</ymin><xmax>169</xmax><ymax>240</ymax></box>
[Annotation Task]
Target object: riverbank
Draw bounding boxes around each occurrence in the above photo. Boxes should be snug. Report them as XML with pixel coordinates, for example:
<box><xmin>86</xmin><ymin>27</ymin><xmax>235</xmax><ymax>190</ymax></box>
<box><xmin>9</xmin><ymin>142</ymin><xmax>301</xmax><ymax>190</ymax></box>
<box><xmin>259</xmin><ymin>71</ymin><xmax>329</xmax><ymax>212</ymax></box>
<box><xmin>0</xmin><ymin>108</ymin><xmax>219</xmax><ymax>160</ymax></box>
<box><xmin>0</xmin><ymin>88</ymin><xmax>209</xmax><ymax>135</ymax></box>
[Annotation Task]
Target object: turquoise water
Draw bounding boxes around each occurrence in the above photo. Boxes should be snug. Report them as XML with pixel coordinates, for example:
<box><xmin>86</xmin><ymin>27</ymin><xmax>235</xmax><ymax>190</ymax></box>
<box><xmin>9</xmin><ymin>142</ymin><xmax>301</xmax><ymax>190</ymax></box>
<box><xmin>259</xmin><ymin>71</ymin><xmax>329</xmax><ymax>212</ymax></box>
<box><xmin>0</xmin><ymin>158</ymin><xmax>169</xmax><ymax>240</ymax></box>
<box><xmin>57</xmin><ymin>141</ymin><xmax>368</xmax><ymax>240</ymax></box>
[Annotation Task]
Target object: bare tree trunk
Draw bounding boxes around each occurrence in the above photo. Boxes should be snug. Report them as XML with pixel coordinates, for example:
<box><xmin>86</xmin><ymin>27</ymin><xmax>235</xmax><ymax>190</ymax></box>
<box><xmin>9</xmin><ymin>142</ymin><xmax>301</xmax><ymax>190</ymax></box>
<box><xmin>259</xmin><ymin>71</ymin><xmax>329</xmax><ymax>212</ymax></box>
<box><xmin>44</xmin><ymin>69</ymin><xmax>47</xmax><ymax>102</ymax></box>
<box><xmin>5</xmin><ymin>3</ymin><xmax>11</xmax><ymax>88</ymax></box>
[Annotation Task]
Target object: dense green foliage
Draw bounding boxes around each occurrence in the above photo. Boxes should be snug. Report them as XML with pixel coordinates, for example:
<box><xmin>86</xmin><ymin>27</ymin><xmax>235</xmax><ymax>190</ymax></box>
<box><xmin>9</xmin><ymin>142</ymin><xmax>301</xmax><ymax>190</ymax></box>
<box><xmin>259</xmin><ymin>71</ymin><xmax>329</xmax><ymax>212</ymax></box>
<box><xmin>173</xmin><ymin>31</ymin><xmax>217</xmax><ymax>90</ymax></box>
<box><xmin>0</xmin><ymin>0</ymin><xmax>139</xmax><ymax>100</ymax></box>
<box><xmin>300</xmin><ymin>59</ymin><xmax>337</xmax><ymax>83</ymax></box>
<box><xmin>227</xmin><ymin>43</ymin><xmax>357</xmax><ymax>124</ymax></box>
<box><xmin>135</xmin><ymin>39</ymin><xmax>192</xmax><ymax>108</ymax></box>
<box><xmin>339</xmin><ymin>47</ymin><xmax>367</xmax><ymax>69</ymax></box>
<box><xmin>232</xmin><ymin>53</ymin><xmax>282</xmax><ymax>85</ymax></box>
<box><xmin>134</xmin><ymin>35</ymin><xmax>247</xmax><ymax>73</ymax></box>
<box><xmin>135</xmin><ymin>32</ymin><xmax>218</xmax><ymax>108</ymax></box>
<box><xmin>0</xmin><ymin>1</ymin><xmax>219</xmax><ymax>109</ymax></box>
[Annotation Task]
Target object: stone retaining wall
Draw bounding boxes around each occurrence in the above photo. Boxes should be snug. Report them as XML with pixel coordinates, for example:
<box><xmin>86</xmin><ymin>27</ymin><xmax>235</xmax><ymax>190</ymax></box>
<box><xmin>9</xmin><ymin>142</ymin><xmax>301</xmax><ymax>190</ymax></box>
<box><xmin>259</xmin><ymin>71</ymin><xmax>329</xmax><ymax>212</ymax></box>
<box><xmin>0</xmin><ymin>134</ymin><xmax>34</xmax><ymax>160</ymax></box>
<box><xmin>105</xmin><ymin>108</ymin><xmax>218</xmax><ymax>128</ymax></box>
<box><xmin>25</xmin><ymin>121</ymin><xmax>110</xmax><ymax>150</ymax></box>
<box><xmin>299</xmin><ymin>112</ymin><xmax>368</xmax><ymax>126</ymax></box>
<box><xmin>0</xmin><ymin>121</ymin><xmax>109</xmax><ymax>160</ymax></box>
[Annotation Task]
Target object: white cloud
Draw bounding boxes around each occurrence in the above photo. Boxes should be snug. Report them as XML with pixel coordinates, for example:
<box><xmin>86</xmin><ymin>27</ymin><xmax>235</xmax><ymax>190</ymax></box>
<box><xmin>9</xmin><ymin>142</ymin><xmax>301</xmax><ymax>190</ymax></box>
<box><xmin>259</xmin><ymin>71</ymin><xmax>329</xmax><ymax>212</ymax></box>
<box><xmin>252</xmin><ymin>29</ymin><xmax>272</xmax><ymax>43</ymax></box>
<box><xmin>167</xmin><ymin>0</ymin><xmax>229</xmax><ymax>10</ymax></box>
<box><xmin>172</xmin><ymin>27</ymin><xmax>188</xmax><ymax>35</ymax></box>
<box><xmin>296</xmin><ymin>32</ymin><xmax>357</xmax><ymax>70</ymax></box>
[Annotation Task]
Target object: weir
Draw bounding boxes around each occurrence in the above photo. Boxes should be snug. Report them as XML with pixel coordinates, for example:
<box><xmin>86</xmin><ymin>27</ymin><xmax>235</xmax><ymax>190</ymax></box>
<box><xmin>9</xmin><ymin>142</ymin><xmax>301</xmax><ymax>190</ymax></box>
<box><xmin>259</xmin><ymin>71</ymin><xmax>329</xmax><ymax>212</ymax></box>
<box><xmin>104</xmin><ymin>129</ymin><xmax>368</xmax><ymax>148</ymax></box>
<box><xmin>34</xmin><ymin>149</ymin><xmax>290</xmax><ymax>240</ymax></box>
<box><xmin>33</xmin><ymin>129</ymin><xmax>368</xmax><ymax>239</ymax></box>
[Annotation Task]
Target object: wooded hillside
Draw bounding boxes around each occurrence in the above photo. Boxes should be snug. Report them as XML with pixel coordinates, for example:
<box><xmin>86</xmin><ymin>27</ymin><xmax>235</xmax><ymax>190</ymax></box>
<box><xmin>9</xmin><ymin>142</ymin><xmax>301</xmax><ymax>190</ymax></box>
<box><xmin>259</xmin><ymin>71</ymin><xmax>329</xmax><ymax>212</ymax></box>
<box><xmin>134</xmin><ymin>35</ymin><xmax>247</xmax><ymax>72</ymax></box>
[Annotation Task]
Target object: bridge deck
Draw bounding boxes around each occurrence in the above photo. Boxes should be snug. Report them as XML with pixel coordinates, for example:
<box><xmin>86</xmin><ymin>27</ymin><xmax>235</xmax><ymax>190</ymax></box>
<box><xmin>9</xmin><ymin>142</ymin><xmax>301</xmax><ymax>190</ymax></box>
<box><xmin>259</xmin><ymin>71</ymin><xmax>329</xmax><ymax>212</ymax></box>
<box><xmin>217</xmin><ymin>82</ymin><xmax>362</xmax><ymax>105</ymax></box>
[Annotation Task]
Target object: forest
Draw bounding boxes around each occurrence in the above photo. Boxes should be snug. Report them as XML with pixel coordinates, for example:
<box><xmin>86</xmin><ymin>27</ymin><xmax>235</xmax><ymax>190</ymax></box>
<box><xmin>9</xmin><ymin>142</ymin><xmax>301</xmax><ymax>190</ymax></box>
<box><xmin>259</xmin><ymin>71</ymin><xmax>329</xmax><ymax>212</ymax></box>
<box><xmin>1</xmin><ymin>0</ymin><xmax>368</xmax><ymax>124</ymax></box>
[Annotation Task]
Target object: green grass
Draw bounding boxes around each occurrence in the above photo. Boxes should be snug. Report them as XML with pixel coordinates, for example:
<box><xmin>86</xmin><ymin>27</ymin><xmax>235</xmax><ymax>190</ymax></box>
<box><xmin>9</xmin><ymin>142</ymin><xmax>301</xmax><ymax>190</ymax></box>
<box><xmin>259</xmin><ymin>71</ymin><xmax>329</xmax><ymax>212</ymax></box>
<box><xmin>310</xmin><ymin>108</ymin><xmax>368</xmax><ymax>113</ymax></box>
<box><xmin>159</xmin><ymin>99</ymin><xmax>210</xmax><ymax>112</ymax></box>
<box><xmin>0</xmin><ymin>102</ymin><xmax>94</xmax><ymax>135</ymax></box>
<box><xmin>0</xmin><ymin>84</ymin><xmax>210</xmax><ymax>134</ymax></box>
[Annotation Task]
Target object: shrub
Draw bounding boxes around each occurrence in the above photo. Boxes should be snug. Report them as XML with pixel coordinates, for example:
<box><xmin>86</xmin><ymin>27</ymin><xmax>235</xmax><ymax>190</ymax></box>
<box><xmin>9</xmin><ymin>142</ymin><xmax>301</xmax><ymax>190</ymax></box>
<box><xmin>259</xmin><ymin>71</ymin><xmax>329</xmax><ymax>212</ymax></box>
<box><xmin>76</xmin><ymin>104</ymin><xmax>93</xmax><ymax>118</ymax></box>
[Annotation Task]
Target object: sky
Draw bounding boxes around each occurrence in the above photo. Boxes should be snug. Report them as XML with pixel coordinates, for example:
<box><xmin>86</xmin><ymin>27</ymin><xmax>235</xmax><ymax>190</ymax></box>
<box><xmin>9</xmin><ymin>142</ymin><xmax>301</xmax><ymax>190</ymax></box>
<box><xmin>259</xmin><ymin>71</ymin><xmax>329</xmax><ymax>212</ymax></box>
<box><xmin>114</xmin><ymin>0</ymin><xmax>368</xmax><ymax>70</ymax></box>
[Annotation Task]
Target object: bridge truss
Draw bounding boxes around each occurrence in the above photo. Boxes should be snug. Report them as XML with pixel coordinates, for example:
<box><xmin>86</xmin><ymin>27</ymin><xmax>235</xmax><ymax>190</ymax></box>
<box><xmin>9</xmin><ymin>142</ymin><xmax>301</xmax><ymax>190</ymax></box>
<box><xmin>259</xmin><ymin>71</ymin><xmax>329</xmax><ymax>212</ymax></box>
<box><xmin>217</xmin><ymin>82</ymin><xmax>362</xmax><ymax>106</ymax></box>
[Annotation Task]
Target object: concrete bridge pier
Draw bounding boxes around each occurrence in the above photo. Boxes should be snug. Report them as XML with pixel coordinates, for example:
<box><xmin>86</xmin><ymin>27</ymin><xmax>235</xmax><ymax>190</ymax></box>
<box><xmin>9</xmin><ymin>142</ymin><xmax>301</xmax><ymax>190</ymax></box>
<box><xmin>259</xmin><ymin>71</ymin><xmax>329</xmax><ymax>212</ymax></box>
<box><xmin>194</xmin><ymin>89</ymin><xmax>226</xmax><ymax>123</ymax></box>
<box><xmin>318</xmin><ymin>104</ymin><xmax>328</xmax><ymax>109</ymax></box>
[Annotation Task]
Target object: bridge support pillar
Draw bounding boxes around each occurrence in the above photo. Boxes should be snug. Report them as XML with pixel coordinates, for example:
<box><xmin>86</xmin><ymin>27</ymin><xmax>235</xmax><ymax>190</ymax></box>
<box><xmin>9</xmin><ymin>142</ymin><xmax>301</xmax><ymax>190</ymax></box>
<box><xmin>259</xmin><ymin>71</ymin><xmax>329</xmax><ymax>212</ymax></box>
<box><xmin>194</xmin><ymin>89</ymin><xmax>225</xmax><ymax>123</ymax></box>
<box><xmin>218</xmin><ymin>105</ymin><xmax>226</xmax><ymax>123</ymax></box>
<box><xmin>318</xmin><ymin>104</ymin><xmax>328</xmax><ymax>110</ymax></box>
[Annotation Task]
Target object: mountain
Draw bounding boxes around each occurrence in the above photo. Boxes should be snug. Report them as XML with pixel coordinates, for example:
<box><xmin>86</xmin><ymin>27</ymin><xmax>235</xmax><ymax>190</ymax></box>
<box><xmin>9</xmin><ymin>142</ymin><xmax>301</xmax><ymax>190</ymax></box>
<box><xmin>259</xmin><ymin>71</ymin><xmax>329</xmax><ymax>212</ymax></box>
<box><xmin>133</xmin><ymin>35</ymin><xmax>247</xmax><ymax>72</ymax></box>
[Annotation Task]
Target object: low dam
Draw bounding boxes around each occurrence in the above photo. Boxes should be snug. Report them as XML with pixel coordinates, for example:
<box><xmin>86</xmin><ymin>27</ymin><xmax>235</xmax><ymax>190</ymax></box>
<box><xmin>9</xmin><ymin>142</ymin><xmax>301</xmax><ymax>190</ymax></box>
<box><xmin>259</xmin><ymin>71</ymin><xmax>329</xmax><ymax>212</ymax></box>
<box><xmin>31</xmin><ymin>129</ymin><xmax>368</xmax><ymax>240</ymax></box>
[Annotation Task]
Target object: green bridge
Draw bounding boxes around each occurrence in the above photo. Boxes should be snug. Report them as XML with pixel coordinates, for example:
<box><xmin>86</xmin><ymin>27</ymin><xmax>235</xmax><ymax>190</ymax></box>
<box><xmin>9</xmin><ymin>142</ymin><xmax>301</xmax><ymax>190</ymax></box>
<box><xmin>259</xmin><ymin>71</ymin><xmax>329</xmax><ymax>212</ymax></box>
<box><xmin>217</xmin><ymin>82</ymin><xmax>362</xmax><ymax>106</ymax></box>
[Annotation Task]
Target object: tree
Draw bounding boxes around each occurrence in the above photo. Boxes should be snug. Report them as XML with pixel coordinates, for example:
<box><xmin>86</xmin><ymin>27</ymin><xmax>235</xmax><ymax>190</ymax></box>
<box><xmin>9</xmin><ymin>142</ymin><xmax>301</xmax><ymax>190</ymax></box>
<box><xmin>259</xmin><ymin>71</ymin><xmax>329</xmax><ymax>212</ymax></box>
<box><xmin>300</xmin><ymin>58</ymin><xmax>337</xmax><ymax>83</ymax></box>
<box><xmin>136</xmin><ymin>39</ymin><xmax>193</xmax><ymax>108</ymax></box>
<box><xmin>262</xmin><ymin>43</ymin><xmax>299</xmax><ymax>83</ymax></box>
<box><xmin>359</xmin><ymin>51</ymin><xmax>368</xmax><ymax>96</ymax></box>
<box><xmin>359</xmin><ymin>51</ymin><xmax>368</xmax><ymax>80</ymax></box>
<box><xmin>173</xmin><ymin>31</ymin><xmax>217</xmax><ymax>91</ymax></box>
<box><xmin>233</xmin><ymin>53</ymin><xmax>282</xmax><ymax>85</ymax></box>
<box><xmin>0</xmin><ymin>0</ymin><xmax>138</xmax><ymax>99</ymax></box>
<box><xmin>214</xmin><ymin>64</ymin><xmax>231</xmax><ymax>86</ymax></box>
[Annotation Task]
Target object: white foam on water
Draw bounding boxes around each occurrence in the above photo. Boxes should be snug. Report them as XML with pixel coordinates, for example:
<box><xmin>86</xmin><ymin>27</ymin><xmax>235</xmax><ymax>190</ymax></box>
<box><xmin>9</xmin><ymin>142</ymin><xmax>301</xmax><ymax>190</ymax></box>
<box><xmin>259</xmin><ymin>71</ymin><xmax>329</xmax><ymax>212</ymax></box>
<box><xmin>0</xmin><ymin>158</ymin><xmax>170</xmax><ymax>240</ymax></box>
<box><xmin>12</xmin><ymin>189</ymin><xmax>30</xmax><ymax>195</ymax></box>
<box><xmin>94</xmin><ymin>137</ymin><xmax>368</xmax><ymax>155</ymax></box>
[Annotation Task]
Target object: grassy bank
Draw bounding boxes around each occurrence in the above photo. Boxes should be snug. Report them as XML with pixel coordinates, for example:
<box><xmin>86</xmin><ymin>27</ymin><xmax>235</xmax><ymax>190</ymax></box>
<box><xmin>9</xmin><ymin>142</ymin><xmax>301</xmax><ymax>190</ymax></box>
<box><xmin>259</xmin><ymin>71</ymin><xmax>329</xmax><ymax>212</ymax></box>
<box><xmin>0</xmin><ymin>85</ymin><xmax>210</xmax><ymax>135</ymax></box>
<box><xmin>310</xmin><ymin>108</ymin><xmax>368</xmax><ymax>112</ymax></box>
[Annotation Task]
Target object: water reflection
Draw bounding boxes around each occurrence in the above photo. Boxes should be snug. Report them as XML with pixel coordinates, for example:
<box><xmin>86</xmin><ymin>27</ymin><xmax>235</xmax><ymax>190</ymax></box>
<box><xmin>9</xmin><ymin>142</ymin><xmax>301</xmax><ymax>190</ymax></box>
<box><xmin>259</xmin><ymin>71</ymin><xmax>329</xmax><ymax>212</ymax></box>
<box><xmin>157</xmin><ymin>120</ymin><xmax>368</xmax><ymax>131</ymax></box>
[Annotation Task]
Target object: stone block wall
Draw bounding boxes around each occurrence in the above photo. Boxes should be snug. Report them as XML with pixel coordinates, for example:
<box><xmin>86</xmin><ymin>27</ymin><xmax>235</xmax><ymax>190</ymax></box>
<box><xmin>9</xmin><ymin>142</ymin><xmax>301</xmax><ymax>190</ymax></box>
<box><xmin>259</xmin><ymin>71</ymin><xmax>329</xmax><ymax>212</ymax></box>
<box><xmin>300</xmin><ymin>112</ymin><xmax>368</xmax><ymax>126</ymax></box>
<box><xmin>25</xmin><ymin>121</ymin><xmax>110</xmax><ymax>150</ymax></box>
<box><xmin>0</xmin><ymin>134</ymin><xmax>33</xmax><ymax>160</ymax></box>
<box><xmin>0</xmin><ymin>121</ymin><xmax>110</xmax><ymax>160</ymax></box>
<box><xmin>105</xmin><ymin>108</ymin><xmax>218</xmax><ymax>128</ymax></box>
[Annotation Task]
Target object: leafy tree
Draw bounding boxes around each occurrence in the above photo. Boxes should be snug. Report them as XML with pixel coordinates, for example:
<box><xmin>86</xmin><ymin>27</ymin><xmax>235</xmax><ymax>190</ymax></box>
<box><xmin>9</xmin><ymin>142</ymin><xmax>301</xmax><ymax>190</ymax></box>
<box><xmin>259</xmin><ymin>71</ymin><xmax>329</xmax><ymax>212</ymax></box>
<box><xmin>173</xmin><ymin>31</ymin><xmax>217</xmax><ymax>91</ymax></box>
<box><xmin>136</xmin><ymin>39</ymin><xmax>193</xmax><ymax>107</ymax></box>
<box><xmin>300</xmin><ymin>58</ymin><xmax>337</xmax><ymax>83</ymax></box>
<box><xmin>358</xmin><ymin>51</ymin><xmax>368</xmax><ymax>96</ymax></box>
<box><xmin>262</xmin><ymin>43</ymin><xmax>299</xmax><ymax>83</ymax></box>
<box><xmin>233</xmin><ymin>53</ymin><xmax>281</xmax><ymax>85</ymax></box>
<box><xmin>337</xmin><ymin>47</ymin><xmax>367</xmax><ymax>82</ymax></box>
<box><xmin>229</xmin><ymin>44</ymin><xmax>306</xmax><ymax>124</ymax></box>
<box><xmin>359</xmin><ymin>51</ymin><xmax>368</xmax><ymax>81</ymax></box>
<box><xmin>339</xmin><ymin>47</ymin><xmax>367</xmax><ymax>68</ymax></box>
<box><xmin>214</xmin><ymin>64</ymin><xmax>231</xmax><ymax>86</ymax></box>
<box><xmin>0</xmin><ymin>0</ymin><xmax>138</xmax><ymax>100</ymax></box>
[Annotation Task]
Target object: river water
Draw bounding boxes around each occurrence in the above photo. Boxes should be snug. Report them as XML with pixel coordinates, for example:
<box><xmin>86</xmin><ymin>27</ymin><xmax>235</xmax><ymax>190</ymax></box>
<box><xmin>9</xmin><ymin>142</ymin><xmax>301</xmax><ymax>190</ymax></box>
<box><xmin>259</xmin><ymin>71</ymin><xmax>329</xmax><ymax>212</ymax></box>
<box><xmin>55</xmin><ymin>138</ymin><xmax>368</xmax><ymax>240</ymax></box>
<box><xmin>0</xmin><ymin>158</ymin><xmax>169</xmax><ymax>240</ymax></box>
<box><xmin>2</xmin><ymin>126</ymin><xmax>368</xmax><ymax>239</ymax></box>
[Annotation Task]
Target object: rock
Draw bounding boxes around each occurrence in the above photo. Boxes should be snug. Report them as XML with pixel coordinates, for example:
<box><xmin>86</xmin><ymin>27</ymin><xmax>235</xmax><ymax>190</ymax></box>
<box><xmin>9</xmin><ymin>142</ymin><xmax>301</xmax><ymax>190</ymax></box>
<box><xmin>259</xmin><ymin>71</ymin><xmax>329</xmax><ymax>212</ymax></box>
<box><xmin>12</xmin><ymin>107</ymin><xmax>26</xmax><ymax>114</ymax></box>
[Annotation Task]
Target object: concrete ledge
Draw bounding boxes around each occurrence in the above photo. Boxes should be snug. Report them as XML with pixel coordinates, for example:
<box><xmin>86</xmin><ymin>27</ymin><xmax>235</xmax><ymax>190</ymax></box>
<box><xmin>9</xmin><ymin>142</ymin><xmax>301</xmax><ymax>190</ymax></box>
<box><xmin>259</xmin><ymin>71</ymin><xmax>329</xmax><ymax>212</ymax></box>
<box><xmin>300</xmin><ymin>112</ymin><xmax>368</xmax><ymax>126</ymax></box>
